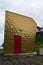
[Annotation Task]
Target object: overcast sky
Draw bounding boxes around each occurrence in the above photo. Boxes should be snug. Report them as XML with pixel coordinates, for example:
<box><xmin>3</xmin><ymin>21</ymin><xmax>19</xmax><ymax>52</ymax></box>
<box><xmin>0</xmin><ymin>0</ymin><xmax>43</xmax><ymax>46</ymax></box>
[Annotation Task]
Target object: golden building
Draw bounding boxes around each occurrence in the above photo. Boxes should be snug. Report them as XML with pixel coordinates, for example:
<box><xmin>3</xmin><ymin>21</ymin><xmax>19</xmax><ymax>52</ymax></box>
<box><xmin>4</xmin><ymin>11</ymin><xmax>37</xmax><ymax>55</ymax></box>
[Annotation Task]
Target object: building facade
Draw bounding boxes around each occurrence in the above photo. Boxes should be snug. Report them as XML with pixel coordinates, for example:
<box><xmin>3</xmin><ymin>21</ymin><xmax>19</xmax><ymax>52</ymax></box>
<box><xmin>4</xmin><ymin>11</ymin><xmax>37</xmax><ymax>55</ymax></box>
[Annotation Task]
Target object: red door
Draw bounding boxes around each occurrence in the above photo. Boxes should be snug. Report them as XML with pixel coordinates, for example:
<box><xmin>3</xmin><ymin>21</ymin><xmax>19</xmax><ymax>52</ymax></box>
<box><xmin>14</xmin><ymin>35</ymin><xmax>21</xmax><ymax>54</ymax></box>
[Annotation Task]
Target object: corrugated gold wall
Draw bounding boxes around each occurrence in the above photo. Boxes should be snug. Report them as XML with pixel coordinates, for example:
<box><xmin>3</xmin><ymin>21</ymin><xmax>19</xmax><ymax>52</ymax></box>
<box><xmin>4</xmin><ymin>11</ymin><xmax>37</xmax><ymax>55</ymax></box>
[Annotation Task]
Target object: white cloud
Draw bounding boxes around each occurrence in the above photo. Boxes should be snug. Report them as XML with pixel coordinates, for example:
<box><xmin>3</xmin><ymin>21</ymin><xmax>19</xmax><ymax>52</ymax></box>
<box><xmin>0</xmin><ymin>33</ymin><xmax>4</xmax><ymax>46</ymax></box>
<box><xmin>0</xmin><ymin>11</ymin><xmax>5</xmax><ymax>33</ymax></box>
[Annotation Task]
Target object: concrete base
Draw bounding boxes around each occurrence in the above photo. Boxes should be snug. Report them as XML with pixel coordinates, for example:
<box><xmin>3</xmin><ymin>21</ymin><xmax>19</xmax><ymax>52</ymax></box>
<box><xmin>39</xmin><ymin>48</ymin><xmax>43</xmax><ymax>55</ymax></box>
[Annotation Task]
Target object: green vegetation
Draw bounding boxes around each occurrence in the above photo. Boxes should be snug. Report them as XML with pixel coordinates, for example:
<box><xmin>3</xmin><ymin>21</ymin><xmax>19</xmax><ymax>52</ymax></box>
<box><xmin>35</xmin><ymin>32</ymin><xmax>43</xmax><ymax>47</ymax></box>
<box><xmin>34</xmin><ymin>32</ymin><xmax>43</xmax><ymax>52</ymax></box>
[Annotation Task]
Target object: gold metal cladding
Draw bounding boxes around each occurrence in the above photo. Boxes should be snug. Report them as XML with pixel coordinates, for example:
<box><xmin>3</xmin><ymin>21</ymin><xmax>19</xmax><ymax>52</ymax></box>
<box><xmin>4</xmin><ymin>11</ymin><xmax>37</xmax><ymax>54</ymax></box>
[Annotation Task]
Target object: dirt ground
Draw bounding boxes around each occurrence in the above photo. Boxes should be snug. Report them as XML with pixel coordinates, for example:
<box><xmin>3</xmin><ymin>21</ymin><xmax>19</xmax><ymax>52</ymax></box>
<box><xmin>0</xmin><ymin>54</ymin><xmax>43</xmax><ymax>65</ymax></box>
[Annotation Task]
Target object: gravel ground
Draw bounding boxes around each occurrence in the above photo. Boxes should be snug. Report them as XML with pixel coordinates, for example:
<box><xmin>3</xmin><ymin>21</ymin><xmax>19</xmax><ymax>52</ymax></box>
<box><xmin>0</xmin><ymin>55</ymin><xmax>43</xmax><ymax>65</ymax></box>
